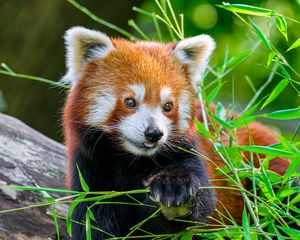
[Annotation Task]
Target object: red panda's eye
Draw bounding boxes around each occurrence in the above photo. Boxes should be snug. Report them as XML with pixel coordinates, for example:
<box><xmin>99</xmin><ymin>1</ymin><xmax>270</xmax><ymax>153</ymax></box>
<box><xmin>163</xmin><ymin>102</ymin><xmax>173</xmax><ymax>112</ymax></box>
<box><xmin>124</xmin><ymin>98</ymin><xmax>137</xmax><ymax>109</ymax></box>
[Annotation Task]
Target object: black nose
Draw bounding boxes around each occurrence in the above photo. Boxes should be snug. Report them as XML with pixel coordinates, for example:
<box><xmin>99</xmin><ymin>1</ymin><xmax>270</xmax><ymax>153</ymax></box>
<box><xmin>144</xmin><ymin>127</ymin><xmax>163</xmax><ymax>142</ymax></box>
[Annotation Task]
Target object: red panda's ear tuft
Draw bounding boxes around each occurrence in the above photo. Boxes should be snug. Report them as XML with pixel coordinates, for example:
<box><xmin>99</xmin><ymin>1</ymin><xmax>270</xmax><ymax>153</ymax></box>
<box><xmin>173</xmin><ymin>35</ymin><xmax>215</xmax><ymax>90</ymax></box>
<box><xmin>62</xmin><ymin>26</ymin><xmax>115</xmax><ymax>86</ymax></box>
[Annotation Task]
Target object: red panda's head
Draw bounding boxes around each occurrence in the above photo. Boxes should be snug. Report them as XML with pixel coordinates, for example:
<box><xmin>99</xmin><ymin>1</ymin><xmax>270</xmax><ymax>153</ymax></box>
<box><xmin>63</xmin><ymin>27</ymin><xmax>215</xmax><ymax>156</ymax></box>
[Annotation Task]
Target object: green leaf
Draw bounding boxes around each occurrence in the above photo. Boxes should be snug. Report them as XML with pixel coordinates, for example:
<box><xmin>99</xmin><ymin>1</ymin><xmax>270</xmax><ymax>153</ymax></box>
<box><xmin>266</xmin><ymin>170</ymin><xmax>282</xmax><ymax>184</ymax></box>
<box><xmin>195</xmin><ymin>119</ymin><xmax>213</xmax><ymax>138</ymax></box>
<box><xmin>267</xmin><ymin>52</ymin><xmax>276</xmax><ymax>66</ymax></box>
<box><xmin>86</xmin><ymin>209</ymin><xmax>92</xmax><ymax>240</ymax></box>
<box><xmin>271</xmin><ymin>222</ymin><xmax>285</xmax><ymax>240</ymax></box>
<box><xmin>52</xmin><ymin>207</ymin><xmax>60</xmax><ymax>240</ymax></box>
<box><xmin>216</xmin><ymin>102</ymin><xmax>226</xmax><ymax>121</ymax></box>
<box><xmin>260</xmin><ymin>164</ymin><xmax>276</xmax><ymax>200</ymax></box>
<box><xmin>275</xmin><ymin>16</ymin><xmax>288</xmax><ymax>41</ymax></box>
<box><xmin>88</xmin><ymin>208</ymin><xmax>96</xmax><ymax>222</ymax></box>
<box><xmin>218</xmin><ymin>4</ymin><xmax>273</xmax><ymax>17</ymax></box>
<box><xmin>278</xmin><ymin>62</ymin><xmax>291</xmax><ymax>79</ymax></box>
<box><xmin>180</xmin><ymin>230</ymin><xmax>193</xmax><ymax>240</ymax></box>
<box><xmin>277</xmin><ymin>187</ymin><xmax>300</xmax><ymax>198</ymax></box>
<box><xmin>232</xmin><ymin>115</ymin><xmax>259</xmax><ymax>128</ymax></box>
<box><xmin>236</xmin><ymin>146</ymin><xmax>295</xmax><ymax>158</ymax></box>
<box><xmin>242</xmin><ymin>206</ymin><xmax>250</xmax><ymax>240</ymax></box>
<box><xmin>291</xmin><ymin>193</ymin><xmax>300</xmax><ymax>205</ymax></box>
<box><xmin>280</xmin><ymin>227</ymin><xmax>300</xmax><ymax>239</ymax></box>
<box><xmin>283</xmin><ymin>158</ymin><xmax>300</xmax><ymax>184</ymax></box>
<box><xmin>207</xmin><ymin>83</ymin><xmax>224</xmax><ymax>104</ymax></box>
<box><xmin>249</xmin><ymin>18</ymin><xmax>272</xmax><ymax>50</ymax></box>
<box><xmin>261</xmin><ymin>79</ymin><xmax>289</xmax><ymax>109</ymax></box>
<box><xmin>286</xmin><ymin>37</ymin><xmax>300</xmax><ymax>52</ymax></box>
<box><xmin>67</xmin><ymin>194</ymin><xmax>87</xmax><ymax>236</ymax></box>
<box><xmin>263</xmin><ymin>108</ymin><xmax>300</xmax><ymax>120</ymax></box>
<box><xmin>213</xmin><ymin>114</ymin><xmax>234</xmax><ymax>130</ymax></box>
<box><xmin>226</xmin><ymin>51</ymin><xmax>251</xmax><ymax>68</ymax></box>
<box><xmin>34</xmin><ymin>184</ymin><xmax>55</xmax><ymax>203</ymax></box>
<box><xmin>232</xmin><ymin>99</ymin><xmax>262</xmax><ymax>128</ymax></box>
<box><xmin>77</xmin><ymin>165</ymin><xmax>90</xmax><ymax>192</ymax></box>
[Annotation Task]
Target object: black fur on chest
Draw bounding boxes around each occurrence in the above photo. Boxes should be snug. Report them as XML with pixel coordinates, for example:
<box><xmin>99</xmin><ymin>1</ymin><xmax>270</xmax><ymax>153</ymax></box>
<box><xmin>69</xmin><ymin>128</ymin><xmax>215</xmax><ymax>239</ymax></box>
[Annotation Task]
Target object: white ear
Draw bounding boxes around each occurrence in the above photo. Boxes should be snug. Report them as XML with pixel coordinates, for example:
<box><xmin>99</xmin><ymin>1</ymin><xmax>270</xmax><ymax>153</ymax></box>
<box><xmin>62</xmin><ymin>26</ymin><xmax>114</xmax><ymax>85</ymax></box>
<box><xmin>173</xmin><ymin>35</ymin><xmax>215</xmax><ymax>89</ymax></box>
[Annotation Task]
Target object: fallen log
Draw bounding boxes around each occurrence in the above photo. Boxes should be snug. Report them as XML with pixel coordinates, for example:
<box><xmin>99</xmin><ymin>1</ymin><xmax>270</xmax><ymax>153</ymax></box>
<box><xmin>0</xmin><ymin>113</ymin><xmax>68</xmax><ymax>240</ymax></box>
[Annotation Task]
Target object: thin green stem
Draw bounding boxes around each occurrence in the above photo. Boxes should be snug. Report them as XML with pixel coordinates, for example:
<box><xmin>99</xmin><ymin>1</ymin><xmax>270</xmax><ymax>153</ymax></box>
<box><xmin>67</xmin><ymin>0</ymin><xmax>137</xmax><ymax>40</ymax></box>
<box><xmin>0</xmin><ymin>69</ymin><xmax>68</xmax><ymax>88</ymax></box>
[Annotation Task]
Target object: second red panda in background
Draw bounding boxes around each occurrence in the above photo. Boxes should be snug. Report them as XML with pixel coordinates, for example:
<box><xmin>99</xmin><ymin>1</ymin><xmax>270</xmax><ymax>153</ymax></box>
<box><xmin>62</xmin><ymin>27</ymin><xmax>291</xmax><ymax>239</ymax></box>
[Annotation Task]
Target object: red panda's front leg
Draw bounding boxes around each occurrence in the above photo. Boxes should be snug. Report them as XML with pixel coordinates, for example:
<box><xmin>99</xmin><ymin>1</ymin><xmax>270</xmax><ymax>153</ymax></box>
<box><xmin>144</xmin><ymin>140</ymin><xmax>216</xmax><ymax>222</ymax></box>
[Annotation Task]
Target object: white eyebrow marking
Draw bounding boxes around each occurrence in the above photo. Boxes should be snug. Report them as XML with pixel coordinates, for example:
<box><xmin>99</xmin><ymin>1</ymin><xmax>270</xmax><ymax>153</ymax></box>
<box><xmin>160</xmin><ymin>87</ymin><xmax>171</xmax><ymax>103</ymax></box>
<box><xmin>130</xmin><ymin>84</ymin><xmax>145</xmax><ymax>101</ymax></box>
<box><xmin>87</xmin><ymin>90</ymin><xmax>116</xmax><ymax>125</ymax></box>
<box><xmin>178</xmin><ymin>90</ymin><xmax>191</xmax><ymax>131</ymax></box>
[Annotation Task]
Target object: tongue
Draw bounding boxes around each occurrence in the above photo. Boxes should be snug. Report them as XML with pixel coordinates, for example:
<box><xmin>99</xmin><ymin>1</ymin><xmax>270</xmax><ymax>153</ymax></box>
<box><xmin>143</xmin><ymin>142</ymin><xmax>155</xmax><ymax>148</ymax></box>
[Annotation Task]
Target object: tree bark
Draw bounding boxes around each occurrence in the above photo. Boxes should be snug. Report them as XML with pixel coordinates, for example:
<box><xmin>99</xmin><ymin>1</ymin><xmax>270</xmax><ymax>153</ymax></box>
<box><xmin>0</xmin><ymin>113</ymin><xmax>68</xmax><ymax>240</ymax></box>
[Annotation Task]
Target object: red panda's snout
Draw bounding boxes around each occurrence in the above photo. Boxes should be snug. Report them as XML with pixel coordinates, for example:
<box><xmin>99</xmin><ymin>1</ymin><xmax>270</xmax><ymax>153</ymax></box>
<box><xmin>116</xmin><ymin>87</ymin><xmax>175</xmax><ymax>156</ymax></box>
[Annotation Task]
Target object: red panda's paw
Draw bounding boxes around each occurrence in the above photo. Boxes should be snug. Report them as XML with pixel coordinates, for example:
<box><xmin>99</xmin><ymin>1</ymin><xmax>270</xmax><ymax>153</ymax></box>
<box><xmin>144</xmin><ymin>171</ymin><xmax>200</xmax><ymax>207</ymax></box>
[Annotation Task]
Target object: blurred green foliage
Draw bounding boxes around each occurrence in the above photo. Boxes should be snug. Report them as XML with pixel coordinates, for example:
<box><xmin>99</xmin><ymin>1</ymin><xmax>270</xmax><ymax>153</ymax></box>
<box><xmin>137</xmin><ymin>0</ymin><xmax>300</xmax><ymax>110</ymax></box>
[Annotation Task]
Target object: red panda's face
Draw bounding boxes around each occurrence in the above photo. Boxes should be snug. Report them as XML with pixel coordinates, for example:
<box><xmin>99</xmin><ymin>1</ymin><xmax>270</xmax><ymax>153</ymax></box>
<box><xmin>63</xmin><ymin>27</ymin><xmax>215</xmax><ymax>156</ymax></box>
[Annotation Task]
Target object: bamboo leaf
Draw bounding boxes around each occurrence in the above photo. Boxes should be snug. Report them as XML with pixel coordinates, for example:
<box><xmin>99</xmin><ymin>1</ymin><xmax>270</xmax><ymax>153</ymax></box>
<box><xmin>236</xmin><ymin>146</ymin><xmax>295</xmax><ymax>158</ymax></box>
<box><xmin>275</xmin><ymin>16</ymin><xmax>288</xmax><ymax>41</ymax></box>
<box><xmin>67</xmin><ymin>194</ymin><xmax>87</xmax><ymax>236</ymax></box>
<box><xmin>216</xmin><ymin>102</ymin><xmax>226</xmax><ymax>121</ymax></box>
<box><xmin>86</xmin><ymin>209</ymin><xmax>92</xmax><ymax>240</ymax></box>
<box><xmin>226</xmin><ymin>51</ymin><xmax>251</xmax><ymax>68</ymax></box>
<box><xmin>249</xmin><ymin>18</ymin><xmax>272</xmax><ymax>50</ymax></box>
<box><xmin>52</xmin><ymin>207</ymin><xmax>60</xmax><ymax>240</ymax></box>
<box><xmin>263</xmin><ymin>108</ymin><xmax>300</xmax><ymax>120</ymax></box>
<box><xmin>218</xmin><ymin>4</ymin><xmax>274</xmax><ymax>17</ymax></box>
<box><xmin>291</xmin><ymin>193</ymin><xmax>300</xmax><ymax>205</ymax></box>
<box><xmin>277</xmin><ymin>187</ymin><xmax>300</xmax><ymax>198</ymax></box>
<box><xmin>232</xmin><ymin>99</ymin><xmax>263</xmax><ymax>128</ymax></box>
<box><xmin>207</xmin><ymin>83</ymin><xmax>224</xmax><ymax>104</ymax></box>
<box><xmin>180</xmin><ymin>231</ymin><xmax>193</xmax><ymax>240</ymax></box>
<box><xmin>260</xmin><ymin>164</ymin><xmax>276</xmax><ymax>200</ymax></box>
<box><xmin>286</xmin><ymin>37</ymin><xmax>300</xmax><ymax>52</ymax></box>
<box><xmin>283</xmin><ymin>158</ymin><xmax>300</xmax><ymax>184</ymax></box>
<box><xmin>195</xmin><ymin>119</ymin><xmax>213</xmax><ymax>138</ymax></box>
<box><xmin>280</xmin><ymin>227</ymin><xmax>300</xmax><ymax>239</ymax></box>
<box><xmin>77</xmin><ymin>165</ymin><xmax>90</xmax><ymax>192</ymax></box>
<box><xmin>267</xmin><ymin>52</ymin><xmax>276</xmax><ymax>66</ymax></box>
<box><xmin>213</xmin><ymin>114</ymin><xmax>234</xmax><ymax>130</ymax></box>
<box><xmin>242</xmin><ymin>206</ymin><xmax>250</xmax><ymax>240</ymax></box>
<box><xmin>261</xmin><ymin>79</ymin><xmax>289</xmax><ymax>109</ymax></box>
<box><xmin>88</xmin><ymin>208</ymin><xmax>96</xmax><ymax>222</ymax></box>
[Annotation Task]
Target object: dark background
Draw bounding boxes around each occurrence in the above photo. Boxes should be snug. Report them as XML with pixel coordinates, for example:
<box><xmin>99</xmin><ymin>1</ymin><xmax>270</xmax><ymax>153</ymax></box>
<box><xmin>0</xmin><ymin>0</ymin><xmax>299</xmax><ymax>142</ymax></box>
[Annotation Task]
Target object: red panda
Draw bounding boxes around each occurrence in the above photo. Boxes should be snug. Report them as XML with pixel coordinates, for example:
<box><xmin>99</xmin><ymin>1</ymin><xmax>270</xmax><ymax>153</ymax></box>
<box><xmin>62</xmin><ymin>27</ymin><xmax>291</xmax><ymax>239</ymax></box>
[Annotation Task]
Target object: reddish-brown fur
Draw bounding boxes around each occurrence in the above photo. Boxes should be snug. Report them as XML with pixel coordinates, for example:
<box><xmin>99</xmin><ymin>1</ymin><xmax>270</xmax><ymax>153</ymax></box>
<box><xmin>64</xmin><ymin>37</ymin><xmax>291</xmax><ymax>225</ymax></box>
